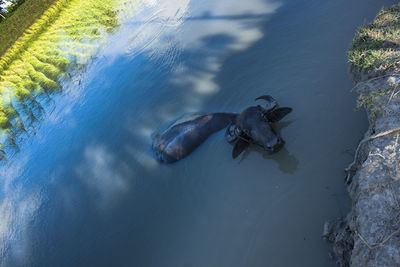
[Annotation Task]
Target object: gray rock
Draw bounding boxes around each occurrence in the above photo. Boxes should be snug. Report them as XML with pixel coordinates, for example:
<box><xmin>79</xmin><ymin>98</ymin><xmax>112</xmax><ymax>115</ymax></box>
<box><xmin>325</xmin><ymin>71</ymin><xmax>400</xmax><ymax>266</ymax></box>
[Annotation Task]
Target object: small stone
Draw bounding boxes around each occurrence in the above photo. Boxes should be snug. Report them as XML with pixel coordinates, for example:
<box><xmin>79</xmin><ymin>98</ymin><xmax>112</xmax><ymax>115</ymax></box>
<box><xmin>387</xmin><ymin>76</ymin><xmax>400</xmax><ymax>86</ymax></box>
<box><xmin>383</xmin><ymin>39</ymin><xmax>400</xmax><ymax>48</ymax></box>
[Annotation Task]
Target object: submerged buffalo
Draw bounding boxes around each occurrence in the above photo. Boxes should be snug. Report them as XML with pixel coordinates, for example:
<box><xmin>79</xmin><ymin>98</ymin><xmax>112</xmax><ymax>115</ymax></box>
<box><xmin>152</xmin><ymin>95</ymin><xmax>292</xmax><ymax>163</ymax></box>
<box><xmin>153</xmin><ymin>113</ymin><xmax>236</xmax><ymax>163</ymax></box>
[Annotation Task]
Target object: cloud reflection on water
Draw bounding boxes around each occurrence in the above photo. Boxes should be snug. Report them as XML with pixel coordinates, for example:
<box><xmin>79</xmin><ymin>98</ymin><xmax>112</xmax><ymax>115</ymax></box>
<box><xmin>0</xmin><ymin>163</ymin><xmax>42</xmax><ymax>266</ymax></box>
<box><xmin>76</xmin><ymin>144</ymin><xmax>133</xmax><ymax>210</ymax></box>
<box><xmin>0</xmin><ymin>0</ymin><xmax>280</xmax><ymax>264</ymax></box>
<box><xmin>114</xmin><ymin>0</ymin><xmax>280</xmax><ymax>97</ymax></box>
<box><xmin>110</xmin><ymin>0</ymin><xmax>281</xmax><ymax>165</ymax></box>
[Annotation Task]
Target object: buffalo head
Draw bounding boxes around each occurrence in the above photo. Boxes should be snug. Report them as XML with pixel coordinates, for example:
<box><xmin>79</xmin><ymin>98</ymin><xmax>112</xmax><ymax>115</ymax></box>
<box><xmin>225</xmin><ymin>95</ymin><xmax>292</xmax><ymax>158</ymax></box>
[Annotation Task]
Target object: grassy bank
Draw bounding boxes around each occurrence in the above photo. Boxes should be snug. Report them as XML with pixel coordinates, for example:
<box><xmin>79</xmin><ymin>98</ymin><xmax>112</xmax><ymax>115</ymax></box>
<box><xmin>327</xmin><ymin>4</ymin><xmax>400</xmax><ymax>266</ymax></box>
<box><xmin>0</xmin><ymin>0</ymin><xmax>124</xmax><ymax>159</ymax></box>
<box><xmin>348</xmin><ymin>4</ymin><xmax>400</xmax><ymax>122</ymax></box>
<box><xmin>0</xmin><ymin>0</ymin><xmax>59</xmax><ymax>57</ymax></box>
<box><xmin>348</xmin><ymin>4</ymin><xmax>400</xmax><ymax>72</ymax></box>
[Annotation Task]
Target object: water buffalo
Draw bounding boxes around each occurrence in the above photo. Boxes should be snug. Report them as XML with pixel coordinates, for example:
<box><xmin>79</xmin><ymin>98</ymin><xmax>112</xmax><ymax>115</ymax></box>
<box><xmin>152</xmin><ymin>95</ymin><xmax>292</xmax><ymax>163</ymax></box>
<box><xmin>225</xmin><ymin>95</ymin><xmax>292</xmax><ymax>158</ymax></box>
<box><xmin>153</xmin><ymin>113</ymin><xmax>236</xmax><ymax>163</ymax></box>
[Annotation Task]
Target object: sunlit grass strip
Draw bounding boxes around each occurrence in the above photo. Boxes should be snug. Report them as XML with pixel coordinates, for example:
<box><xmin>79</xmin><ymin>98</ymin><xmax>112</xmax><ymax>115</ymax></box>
<box><xmin>0</xmin><ymin>0</ymin><xmax>60</xmax><ymax>57</ymax></box>
<box><xmin>0</xmin><ymin>0</ymin><xmax>71</xmax><ymax>74</ymax></box>
<box><xmin>0</xmin><ymin>0</ymin><xmax>123</xmax><ymax>159</ymax></box>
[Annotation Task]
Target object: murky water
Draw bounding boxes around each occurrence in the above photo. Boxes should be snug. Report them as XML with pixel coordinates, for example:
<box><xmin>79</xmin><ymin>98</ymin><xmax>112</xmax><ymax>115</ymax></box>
<box><xmin>0</xmin><ymin>0</ymin><xmax>396</xmax><ymax>266</ymax></box>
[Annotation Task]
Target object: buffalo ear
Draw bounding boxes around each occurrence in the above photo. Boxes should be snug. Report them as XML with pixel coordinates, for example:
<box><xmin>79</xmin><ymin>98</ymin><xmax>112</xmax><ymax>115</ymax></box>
<box><xmin>232</xmin><ymin>139</ymin><xmax>249</xmax><ymax>159</ymax></box>
<box><xmin>266</xmin><ymin>107</ymin><xmax>292</xmax><ymax>122</ymax></box>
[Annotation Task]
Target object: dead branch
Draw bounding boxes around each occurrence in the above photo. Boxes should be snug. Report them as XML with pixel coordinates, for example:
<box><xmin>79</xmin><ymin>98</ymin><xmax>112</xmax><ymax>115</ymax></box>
<box><xmin>356</xmin><ymin>228</ymin><xmax>400</xmax><ymax>250</ymax></box>
<box><xmin>345</xmin><ymin>127</ymin><xmax>400</xmax><ymax>174</ymax></box>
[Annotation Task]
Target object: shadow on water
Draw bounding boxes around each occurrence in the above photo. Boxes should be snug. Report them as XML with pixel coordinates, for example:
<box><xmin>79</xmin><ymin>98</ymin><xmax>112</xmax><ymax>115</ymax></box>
<box><xmin>239</xmin><ymin>146</ymin><xmax>299</xmax><ymax>174</ymax></box>
<box><xmin>236</xmin><ymin>120</ymin><xmax>299</xmax><ymax>174</ymax></box>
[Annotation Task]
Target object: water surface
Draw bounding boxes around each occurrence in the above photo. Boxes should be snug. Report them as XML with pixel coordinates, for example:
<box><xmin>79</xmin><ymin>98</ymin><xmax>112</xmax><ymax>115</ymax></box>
<box><xmin>0</xmin><ymin>0</ymin><xmax>396</xmax><ymax>266</ymax></box>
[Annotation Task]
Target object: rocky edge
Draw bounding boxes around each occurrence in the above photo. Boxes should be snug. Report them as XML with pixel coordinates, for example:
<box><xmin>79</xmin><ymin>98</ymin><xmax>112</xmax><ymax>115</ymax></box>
<box><xmin>324</xmin><ymin>4</ymin><xmax>400</xmax><ymax>267</ymax></box>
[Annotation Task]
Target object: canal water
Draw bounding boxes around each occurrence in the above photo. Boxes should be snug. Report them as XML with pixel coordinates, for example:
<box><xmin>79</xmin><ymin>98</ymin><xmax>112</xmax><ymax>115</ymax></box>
<box><xmin>0</xmin><ymin>0</ymin><xmax>396</xmax><ymax>266</ymax></box>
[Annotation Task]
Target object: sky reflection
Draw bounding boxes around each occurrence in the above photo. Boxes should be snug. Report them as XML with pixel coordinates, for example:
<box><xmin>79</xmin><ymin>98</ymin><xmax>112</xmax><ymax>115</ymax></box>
<box><xmin>76</xmin><ymin>144</ymin><xmax>133</xmax><ymax>210</ymax></box>
<box><xmin>108</xmin><ymin>0</ymin><xmax>281</xmax><ymax>143</ymax></box>
<box><xmin>0</xmin><ymin>0</ymin><xmax>281</xmax><ymax>264</ymax></box>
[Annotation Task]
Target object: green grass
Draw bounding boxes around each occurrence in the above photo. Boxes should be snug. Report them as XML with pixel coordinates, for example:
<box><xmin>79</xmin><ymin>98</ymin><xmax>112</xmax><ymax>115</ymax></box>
<box><xmin>0</xmin><ymin>0</ymin><xmax>58</xmax><ymax>57</ymax></box>
<box><xmin>349</xmin><ymin>4</ymin><xmax>400</xmax><ymax>71</ymax></box>
<box><xmin>349</xmin><ymin>4</ymin><xmax>400</xmax><ymax>125</ymax></box>
<box><xmin>0</xmin><ymin>0</ymin><xmax>129</xmax><ymax>159</ymax></box>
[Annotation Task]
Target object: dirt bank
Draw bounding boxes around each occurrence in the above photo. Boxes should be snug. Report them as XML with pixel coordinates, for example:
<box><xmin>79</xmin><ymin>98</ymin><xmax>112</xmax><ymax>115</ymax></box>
<box><xmin>324</xmin><ymin>4</ymin><xmax>400</xmax><ymax>266</ymax></box>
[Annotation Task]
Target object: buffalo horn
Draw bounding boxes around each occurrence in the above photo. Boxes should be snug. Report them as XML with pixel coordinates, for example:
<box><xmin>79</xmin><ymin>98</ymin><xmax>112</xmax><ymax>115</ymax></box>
<box><xmin>255</xmin><ymin>95</ymin><xmax>277</xmax><ymax>111</ymax></box>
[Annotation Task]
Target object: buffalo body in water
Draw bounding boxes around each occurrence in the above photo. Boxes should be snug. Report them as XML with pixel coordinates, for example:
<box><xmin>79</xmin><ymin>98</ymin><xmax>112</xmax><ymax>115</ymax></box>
<box><xmin>153</xmin><ymin>113</ymin><xmax>236</xmax><ymax>163</ymax></box>
<box><xmin>152</xmin><ymin>95</ymin><xmax>292</xmax><ymax>163</ymax></box>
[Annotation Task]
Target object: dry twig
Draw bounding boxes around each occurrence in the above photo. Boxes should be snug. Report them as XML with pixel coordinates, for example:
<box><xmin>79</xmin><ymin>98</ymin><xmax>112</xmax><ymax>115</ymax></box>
<box><xmin>356</xmin><ymin>228</ymin><xmax>400</xmax><ymax>250</ymax></box>
<box><xmin>345</xmin><ymin>127</ymin><xmax>400</xmax><ymax>174</ymax></box>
